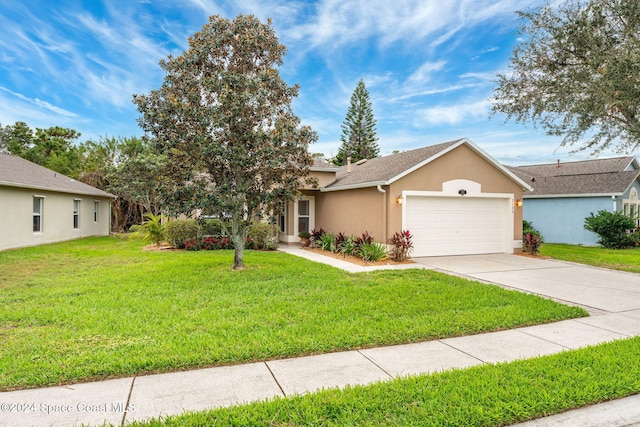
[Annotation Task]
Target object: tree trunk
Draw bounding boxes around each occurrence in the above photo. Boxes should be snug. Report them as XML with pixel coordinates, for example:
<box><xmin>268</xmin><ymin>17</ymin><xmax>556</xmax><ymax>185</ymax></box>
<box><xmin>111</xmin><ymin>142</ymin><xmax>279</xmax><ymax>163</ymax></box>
<box><xmin>232</xmin><ymin>244</ymin><xmax>245</xmax><ymax>270</ymax></box>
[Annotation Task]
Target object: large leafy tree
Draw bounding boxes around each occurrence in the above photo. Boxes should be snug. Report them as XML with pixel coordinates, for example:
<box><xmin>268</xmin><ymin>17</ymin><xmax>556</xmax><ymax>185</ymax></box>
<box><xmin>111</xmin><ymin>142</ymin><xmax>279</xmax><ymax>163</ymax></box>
<box><xmin>334</xmin><ymin>79</ymin><xmax>379</xmax><ymax>166</ymax></box>
<box><xmin>133</xmin><ymin>14</ymin><xmax>317</xmax><ymax>270</ymax></box>
<box><xmin>492</xmin><ymin>0</ymin><xmax>640</xmax><ymax>154</ymax></box>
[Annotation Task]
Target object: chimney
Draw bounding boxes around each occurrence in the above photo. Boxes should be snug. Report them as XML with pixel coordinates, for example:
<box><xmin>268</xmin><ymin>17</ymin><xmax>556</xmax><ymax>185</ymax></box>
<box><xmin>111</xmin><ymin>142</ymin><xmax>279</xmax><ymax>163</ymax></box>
<box><xmin>347</xmin><ymin>157</ymin><xmax>351</xmax><ymax>173</ymax></box>
<box><xmin>557</xmin><ymin>159</ymin><xmax>561</xmax><ymax>168</ymax></box>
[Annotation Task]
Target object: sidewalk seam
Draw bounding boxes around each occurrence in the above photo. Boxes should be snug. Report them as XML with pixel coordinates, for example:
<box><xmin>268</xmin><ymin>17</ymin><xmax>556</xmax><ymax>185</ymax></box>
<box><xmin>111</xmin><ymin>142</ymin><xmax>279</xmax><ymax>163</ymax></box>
<box><xmin>357</xmin><ymin>350</ymin><xmax>394</xmax><ymax>379</ymax></box>
<box><xmin>120</xmin><ymin>376</ymin><xmax>136</xmax><ymax>426</ymax></box>
<box><xmin>264</xmin><ymin>362</ymin><xmax>287</xmax><ymax>398</ymax></box>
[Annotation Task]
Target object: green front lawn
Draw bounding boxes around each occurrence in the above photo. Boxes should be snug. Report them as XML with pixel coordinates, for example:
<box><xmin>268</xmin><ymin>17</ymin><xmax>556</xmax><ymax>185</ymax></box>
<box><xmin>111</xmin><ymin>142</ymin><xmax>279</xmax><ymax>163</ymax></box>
<box><xmin>132</xmin><ymin>337</ymin><xmax>640</xmax><ymax>427</ymax></box>
<box><xmin>541</xmin><ymin>243</ymin><xmax>640</xmax><ymax>273</ymax></box>
<box><xmin>0</xmin><ymin>236</ymin><xmax>586</xmax><ymax>391</ymax></box>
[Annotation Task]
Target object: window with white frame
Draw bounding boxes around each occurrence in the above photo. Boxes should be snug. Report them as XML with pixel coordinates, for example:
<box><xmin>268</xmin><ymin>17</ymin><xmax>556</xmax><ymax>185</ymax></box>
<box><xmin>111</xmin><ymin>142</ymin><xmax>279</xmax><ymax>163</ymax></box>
<box><xmin>624</xmin><ymin>188</ymin><xmax>640</xmax><ymax>227</ymax></box>
<box><xmin>33</xmin><ymin>197</ymin><xmax>43</xmax><ymax>232</ymax></box>
<box><xmin>73</xmin><ymin>200</ymin><xmax>81</xmax><ymax>229</ymax></box>
<box><xmin>94</xmin><ymin>201</ymin><xmax>99</xmax><ymax>222</ymax></box>
<box><xmin>297</xmin><ymin>200</ymin><xmax>310</xmax><ymax>234</ymax></box>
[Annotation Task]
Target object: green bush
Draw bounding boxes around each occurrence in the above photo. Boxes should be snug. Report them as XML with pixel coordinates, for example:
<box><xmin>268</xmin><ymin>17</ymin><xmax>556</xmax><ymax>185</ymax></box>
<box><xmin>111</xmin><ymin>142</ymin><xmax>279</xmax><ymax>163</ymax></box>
<box><xmin>584</xmin><ymin>210</ymin><xmax>637</xmax><ymax>249</ymax></box>
<box><xmin>166</xmin><ymin>219</ymin><xmax>199</xmax><ymax>249</ymax></box>
<box><xmin>318</xmin><ymin>233</ymin><xmax>337</xmax><ymax>252</ymax></box>
<box><xmin>248</xmin><ymin>222</ymin><xmax>279</xmax><ymax>251</ymax></box>
<box><xmin>360</xmin><ymin>241</ymin><xmax>388</xmax><ymax>262</ymax></box>
<box><xmin>129</xmin><ymin>213</ymin><xmax>166</xmax><ymax>246</ymax></box>
<box><xmin>199</xmin><ymin>219</ymin><xmax>226</xmax><ymax>237</ymax></box>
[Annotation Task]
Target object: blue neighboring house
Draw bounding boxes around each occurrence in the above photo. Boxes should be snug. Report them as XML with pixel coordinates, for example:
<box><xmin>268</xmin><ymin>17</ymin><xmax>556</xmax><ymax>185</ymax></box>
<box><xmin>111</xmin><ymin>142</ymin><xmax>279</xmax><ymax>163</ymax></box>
<box><xmin>508</xmin><ymin>157</ymin><xmax>640</xmax><ymax>245</ymax></box>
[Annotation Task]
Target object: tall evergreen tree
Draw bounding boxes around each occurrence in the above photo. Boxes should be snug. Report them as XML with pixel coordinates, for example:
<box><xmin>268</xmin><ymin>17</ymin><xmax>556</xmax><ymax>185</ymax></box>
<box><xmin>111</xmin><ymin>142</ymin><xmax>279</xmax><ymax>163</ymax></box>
<box><xmin>334</xmin><ymin>79</ymin><xmax>379</xmax><ymax>166</ymax></box>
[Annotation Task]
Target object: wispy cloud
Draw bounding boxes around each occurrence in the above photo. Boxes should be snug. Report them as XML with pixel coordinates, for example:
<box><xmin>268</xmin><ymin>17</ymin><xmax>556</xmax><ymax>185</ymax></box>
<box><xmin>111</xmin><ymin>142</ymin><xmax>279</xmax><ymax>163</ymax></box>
<box><xmin>0</xmin><ymin>86</ymin><xmax>78</xmax><ymax>117</ymax></box>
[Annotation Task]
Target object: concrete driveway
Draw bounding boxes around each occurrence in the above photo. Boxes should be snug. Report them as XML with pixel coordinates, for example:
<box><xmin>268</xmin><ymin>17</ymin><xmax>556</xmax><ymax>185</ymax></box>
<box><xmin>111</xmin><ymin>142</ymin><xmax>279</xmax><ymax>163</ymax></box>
<box><xmin>413</xmin><ymin>254</ymin><xmax>640</xmax><ymax>314</ymax></box>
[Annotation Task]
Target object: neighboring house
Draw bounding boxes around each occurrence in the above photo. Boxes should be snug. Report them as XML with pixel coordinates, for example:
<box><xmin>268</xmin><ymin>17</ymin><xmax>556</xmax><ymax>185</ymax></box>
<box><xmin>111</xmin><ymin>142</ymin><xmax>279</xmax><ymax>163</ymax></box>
<box><xmin>0</xmin><ymin>153</ymin><xmax>116</xmax><ymax>251</ymax></box>
<box><xmin>279</xmin><ymin>138</ymin><xmax>532</xmax><ymax>257</ymax></box>
<box><xmin>508</xmin><ymin>157</ymin><xmax>640</xmax><ymax>246</ymax></box>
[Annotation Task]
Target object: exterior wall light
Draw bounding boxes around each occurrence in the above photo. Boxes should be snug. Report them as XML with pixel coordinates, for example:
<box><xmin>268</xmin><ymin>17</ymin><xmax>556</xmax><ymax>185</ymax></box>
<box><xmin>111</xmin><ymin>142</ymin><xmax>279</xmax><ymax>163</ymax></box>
<box><xmin>395</xmin><ymin>196</ymin><xmax>403</xmax><ymax>205</ymax></box>
<box><xmin>458</xmin><ymin>189</ymin><xmax>467</xmax><ymax>196</ymax></box>
<box><xmin>515</xmin><ymin>199</ymin><xmax>523</xmax><ymax>207</ymax></box>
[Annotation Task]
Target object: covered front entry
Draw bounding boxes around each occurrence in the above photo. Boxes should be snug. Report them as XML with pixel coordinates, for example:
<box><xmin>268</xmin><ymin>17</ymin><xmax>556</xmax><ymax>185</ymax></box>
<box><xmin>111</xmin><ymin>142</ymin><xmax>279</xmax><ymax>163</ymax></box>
<box><xmin>403</xmin><ymin>183</ymin><xmax>513</xmax><ymax>257</ymax></box>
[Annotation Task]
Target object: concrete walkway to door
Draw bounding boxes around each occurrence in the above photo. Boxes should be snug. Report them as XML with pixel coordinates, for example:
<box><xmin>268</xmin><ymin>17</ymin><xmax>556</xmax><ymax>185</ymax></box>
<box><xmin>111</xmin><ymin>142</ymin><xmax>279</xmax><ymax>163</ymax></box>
<box><xmin>413</xmin><ymin>254</ymin><xmax>640</xmax><ymax>314</ymax></box>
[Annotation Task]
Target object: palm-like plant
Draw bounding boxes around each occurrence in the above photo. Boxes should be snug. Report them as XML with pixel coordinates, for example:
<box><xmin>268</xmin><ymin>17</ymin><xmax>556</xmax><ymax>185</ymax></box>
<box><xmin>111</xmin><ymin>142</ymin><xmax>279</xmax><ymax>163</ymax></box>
<box><xmin>129</xmin><ymin>213</ymin><xmax>166</xmax><ymax>247</ymax></box>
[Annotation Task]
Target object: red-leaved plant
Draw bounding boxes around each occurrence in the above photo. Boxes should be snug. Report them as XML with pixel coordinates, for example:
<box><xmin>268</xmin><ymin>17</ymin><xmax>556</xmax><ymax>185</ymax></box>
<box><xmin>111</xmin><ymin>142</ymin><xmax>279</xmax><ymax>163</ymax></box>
<box><xmin>388</xmin><ymin>230</ymin><xmax>414</xmax><ymax>262</ymax></box>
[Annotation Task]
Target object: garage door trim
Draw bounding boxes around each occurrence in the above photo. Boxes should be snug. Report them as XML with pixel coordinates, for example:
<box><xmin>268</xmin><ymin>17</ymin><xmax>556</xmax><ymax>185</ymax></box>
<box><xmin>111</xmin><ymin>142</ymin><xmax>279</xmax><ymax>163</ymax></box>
<box><xmin>401</xmin><ymin>184</ymin><xmax>515</xmax><ymax>257</ymax></box>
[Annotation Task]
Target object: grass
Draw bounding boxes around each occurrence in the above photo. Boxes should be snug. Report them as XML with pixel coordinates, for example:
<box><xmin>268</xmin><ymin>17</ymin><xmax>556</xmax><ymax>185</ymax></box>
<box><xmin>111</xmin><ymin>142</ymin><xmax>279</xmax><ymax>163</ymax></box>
<box><xmin>0</xmin><ymin>236</ymin><xmax>586</xmax><ymax>391</ymax></box>
<box><xmin>130</xmin><ymin>337</ymin><xmax>640</xmax><ymax>427</ymax></box>
<box><xmin>540</xmin><ymin>243</ymin><xmax>640</xmax><ymax>273</ymax></box>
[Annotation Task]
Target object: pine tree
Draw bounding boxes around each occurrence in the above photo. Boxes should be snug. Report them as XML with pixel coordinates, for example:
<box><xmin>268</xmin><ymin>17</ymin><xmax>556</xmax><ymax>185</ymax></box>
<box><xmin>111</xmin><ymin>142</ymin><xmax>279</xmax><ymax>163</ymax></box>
<box><xmin>334</xmin><ymin>79</ymin><xmax>379</xmax><ymax>166</ymax></box>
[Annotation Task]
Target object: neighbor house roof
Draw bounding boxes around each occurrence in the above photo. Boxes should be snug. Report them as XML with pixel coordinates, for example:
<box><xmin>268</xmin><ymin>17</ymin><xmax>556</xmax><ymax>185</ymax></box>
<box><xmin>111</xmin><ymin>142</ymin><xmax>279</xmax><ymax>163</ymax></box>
<box><xmin>322</xmin><ymin>138</ymin><xmax>532</xmax><ymax>192</ymax></box>
<box><xmin>508</xmin><ymin>156</ymin><xmax>640</xmax><ymax>198</ymax></box>
<box><xmin>0</xmin><ymin>153</ymin><xmax>116</xmax><ymax>198</ymax></box>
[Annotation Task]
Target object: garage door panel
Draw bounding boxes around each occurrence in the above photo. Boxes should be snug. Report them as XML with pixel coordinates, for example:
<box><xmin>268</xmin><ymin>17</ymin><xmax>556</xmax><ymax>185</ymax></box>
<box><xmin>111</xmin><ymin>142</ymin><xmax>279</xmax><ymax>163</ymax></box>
<box><xmin>406</xmin><ymin>196</ymin><xmax>509</xmax><ymax>257</ymax></box>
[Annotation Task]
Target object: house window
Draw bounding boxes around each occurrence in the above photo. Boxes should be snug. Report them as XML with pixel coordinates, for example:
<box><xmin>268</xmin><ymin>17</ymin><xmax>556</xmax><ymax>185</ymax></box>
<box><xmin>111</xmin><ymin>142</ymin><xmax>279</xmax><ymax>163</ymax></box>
<box><xmin>298</xmin><ymin>200</ymin><xmax>310</xmax><ymax>234</ymax></box>
<box><xmin>73</xmin><ymin>200</ymin><xmax>81</xmax><ymax>229</ymax></box>
<box><xmin>33</xmin><ymin>197</ymin><xmax>43</xmax><ymax>232</ymax></box>
<box><xmin>94</xmin><ymin>201</ymin><xmax>99</xmax><ymax>222</ymax></box>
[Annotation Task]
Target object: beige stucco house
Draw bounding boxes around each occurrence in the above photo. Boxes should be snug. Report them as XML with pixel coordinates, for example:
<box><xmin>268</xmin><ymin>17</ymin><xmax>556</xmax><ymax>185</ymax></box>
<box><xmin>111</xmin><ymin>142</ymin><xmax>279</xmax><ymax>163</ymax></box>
<box><xmin>279</xmin><ymin>138</ymin><xmax>532</xmax><ymax>257</ymax></box>
<box><xmin>0</xmin><ymin>153</ymin><xmax>116</xmax><ymax>251</ymax></box>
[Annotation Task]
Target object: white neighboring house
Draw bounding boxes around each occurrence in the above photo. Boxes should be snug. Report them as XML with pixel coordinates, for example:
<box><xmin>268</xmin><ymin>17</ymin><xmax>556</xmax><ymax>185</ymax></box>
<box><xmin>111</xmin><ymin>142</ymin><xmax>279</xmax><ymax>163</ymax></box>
<box><xmin>0</xmin><ymin>153</ymin><xmax>116</xmax><ymax>251</ymax></box>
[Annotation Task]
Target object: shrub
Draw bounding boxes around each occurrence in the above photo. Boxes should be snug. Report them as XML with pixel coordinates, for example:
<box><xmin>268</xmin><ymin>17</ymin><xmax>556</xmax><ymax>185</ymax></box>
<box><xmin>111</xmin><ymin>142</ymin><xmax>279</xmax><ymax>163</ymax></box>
<box><xmin>129</xmin><ymin>213</ymin><xmax>166</xmax><ymax>247</ymax></box>
<box><xmin>354</xmin><ymin>231</ymin><xmax>374</xmax><ymax>257</ymax></box>
<box><xmin>165</xmin><ymin>219</ymin><xmax>199</xmax><ymax>249</ymax></box>
<box><xmin>360</xmin><ymin>241</ymin><xmax>388</xmax><ymax>262</ymax></box>
<box><xmin>388</xmin><ymin>230</ymin><xmax>414</xmax><ymax>261</ymax></box>
<box><xmin>318</xmin><ymin>233</ymin><xmax>336</xmax><ymax>252</ymax></box>
<box><xmin>522</xmin><ymin>220</ymin><xmax>544</xmax><ymax>254</ymax></box>
<box><xmin>584</xmin><ymin>210</ymin><xmax>637</xmax><ymax>249</ymax></box>
<box><xmin>199</xmin><ymin>219</ymin><xmax>226</xmax><ymax>237</ymax></box>
<box><xmin>337</xmin><ymin>235</ymin><xmax>357</xmax><ymax>257</ymax></box>
<box><xmin>184</xmin><ymin>238</ymin><xmax>200</xmax><ymax>251</ymax></box>
<box><xmin>248</xmin><ymin>222</ymin><xmax>279</xmax><ymax>250</ymax></box>
<box><xmin>309</xmin><ymin>228</ymin><xmax>325</xmax><ymax>247</ymax></box>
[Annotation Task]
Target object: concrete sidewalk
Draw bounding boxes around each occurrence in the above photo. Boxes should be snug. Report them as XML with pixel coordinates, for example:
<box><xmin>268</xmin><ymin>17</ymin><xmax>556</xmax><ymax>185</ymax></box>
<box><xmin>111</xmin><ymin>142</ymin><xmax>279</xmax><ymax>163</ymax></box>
<box><xmin>1</xmin><ymin>249</ymin><xmax>639</xmax><ymax>427</ymax></box>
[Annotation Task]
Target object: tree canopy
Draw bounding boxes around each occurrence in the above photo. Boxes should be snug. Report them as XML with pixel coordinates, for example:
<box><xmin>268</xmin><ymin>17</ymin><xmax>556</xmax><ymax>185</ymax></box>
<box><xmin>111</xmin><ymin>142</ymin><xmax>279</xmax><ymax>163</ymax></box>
<box><xmin>334</xmin><ymin>79</ymin><xmax>379</xmax><ymax>166</ymax></box>
<box><xmin>0</xmin><ymin>122</ymin><xmax>83</xmax><ymax>178</ymax></box>
<box><xmin>133</xmin><ymin>14</ymin><xmax>317</xmax><ymax>269</ymax></box>
<box><xmin>492</xmin><ymin>0</ymin><xmax>640</xmax><ymax>154</ymax></box>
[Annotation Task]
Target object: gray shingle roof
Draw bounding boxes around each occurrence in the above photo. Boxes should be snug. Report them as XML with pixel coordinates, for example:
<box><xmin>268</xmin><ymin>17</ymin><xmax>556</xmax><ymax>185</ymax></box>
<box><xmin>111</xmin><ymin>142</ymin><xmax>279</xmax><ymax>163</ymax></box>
<box><xmin>508</xmin><ymin>157</ymin><xmax>640</xmax><ymax>197</ymax></box>
<box><xmin>0</xmin><ymin>153</ymin><xmax>116</xmax><ymax>198</ymax></box>
<box><xmin>324</xmin><ymin>140</ymin><xmax>460</xmax><ymax>189</ymax></box>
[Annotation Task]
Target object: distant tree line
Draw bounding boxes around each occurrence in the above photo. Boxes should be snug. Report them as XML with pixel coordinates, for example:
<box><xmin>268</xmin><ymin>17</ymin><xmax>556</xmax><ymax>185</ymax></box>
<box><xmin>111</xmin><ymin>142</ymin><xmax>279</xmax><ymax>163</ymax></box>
<box><xmin>0</xmin><ymin>121</ymin><xmax>165</xmax><ymax>231</ymax></box>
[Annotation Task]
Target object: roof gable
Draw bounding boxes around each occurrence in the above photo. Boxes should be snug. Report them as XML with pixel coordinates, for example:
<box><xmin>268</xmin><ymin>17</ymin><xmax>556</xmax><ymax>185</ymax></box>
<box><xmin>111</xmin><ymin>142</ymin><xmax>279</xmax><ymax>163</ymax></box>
<box><xmin>322</xmin><ymin>138</ymin><xmax>532</xmax><ymax>192</ymax></box>
<box><xmin>508</xmin><ymin>156</ymin><xmax>640</xmax><ymax>197</ymax></box>
<box><xmin>0</xmin><ymin>153</ymin><xmax>115</xmax><ymax>198</ymax></box>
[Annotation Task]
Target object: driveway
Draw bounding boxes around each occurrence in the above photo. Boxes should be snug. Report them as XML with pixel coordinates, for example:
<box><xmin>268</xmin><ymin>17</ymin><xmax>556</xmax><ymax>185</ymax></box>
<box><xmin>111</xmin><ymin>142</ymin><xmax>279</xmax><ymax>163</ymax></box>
<box><xmin>413</xmin><ymin>254</ymin><xmax>640</xmax><ymax>314</ymax></box>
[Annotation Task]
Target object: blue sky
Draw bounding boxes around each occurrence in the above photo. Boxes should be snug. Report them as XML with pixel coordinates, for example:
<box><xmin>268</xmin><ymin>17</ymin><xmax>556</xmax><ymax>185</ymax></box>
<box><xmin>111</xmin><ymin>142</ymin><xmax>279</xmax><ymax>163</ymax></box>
<box><xmin>0</xmin><ymin>0</ymin><xmax>626</xmax><ymax>165</ymax></box>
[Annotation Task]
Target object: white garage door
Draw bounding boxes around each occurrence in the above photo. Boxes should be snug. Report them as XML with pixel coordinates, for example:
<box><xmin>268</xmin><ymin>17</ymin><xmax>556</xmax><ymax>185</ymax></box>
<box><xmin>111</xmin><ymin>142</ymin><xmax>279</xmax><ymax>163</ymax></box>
<box><xmin>405</xmin><ymin>196</ymin><xmax>509</xmax><ymax>257</ymax></box>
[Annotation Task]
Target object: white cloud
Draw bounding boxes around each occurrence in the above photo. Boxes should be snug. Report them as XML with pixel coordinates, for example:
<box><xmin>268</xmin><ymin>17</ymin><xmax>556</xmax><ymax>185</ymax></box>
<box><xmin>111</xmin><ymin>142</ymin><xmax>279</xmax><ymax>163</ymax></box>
<box><xmin>416</xmin><ymin>100</ymin><xmax>492</xmax><ymax>125</ymax></box>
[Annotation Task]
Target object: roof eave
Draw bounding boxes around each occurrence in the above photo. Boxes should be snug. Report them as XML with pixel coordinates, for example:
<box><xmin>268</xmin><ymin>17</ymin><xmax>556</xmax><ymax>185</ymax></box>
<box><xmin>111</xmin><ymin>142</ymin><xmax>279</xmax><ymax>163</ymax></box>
<box><xmin>524</xmin><ymin>193</ymin><xmax>621</xmax><ymax>199</ymax></box>
<box><xmin>320</xmin><ymin>180</ymin><xmax>388</xmax><ymax>192</ymax></box>
<box><xmin>386</xmin><ymin>138</ymin><xmax>534</xmax><ymax>191</ymax></box>
<box><xmin>0</xmin><ymin>181</ymin><xmax>117</xmax><ymax>199</ymax></box>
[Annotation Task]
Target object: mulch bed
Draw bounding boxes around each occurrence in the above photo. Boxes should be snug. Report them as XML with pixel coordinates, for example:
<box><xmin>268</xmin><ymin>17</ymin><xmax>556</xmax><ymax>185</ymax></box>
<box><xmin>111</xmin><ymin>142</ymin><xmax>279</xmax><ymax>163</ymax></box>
<box><xmin>303</xmin><ymin>247</ymin><xmax>414</xmax><ymax>267</ymax></box>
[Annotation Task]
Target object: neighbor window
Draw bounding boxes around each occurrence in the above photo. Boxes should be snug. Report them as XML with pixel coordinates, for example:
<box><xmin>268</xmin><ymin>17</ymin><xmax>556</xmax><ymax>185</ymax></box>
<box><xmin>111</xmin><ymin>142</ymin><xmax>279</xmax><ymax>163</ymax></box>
<box><xmin>73</xmin><ymin>200</ymin><xmax>81</xmax><ymax>229</ymax></box>
<box><xmin>94</xmin><ymin>201</ymin><xmax>99</xmax><ymax>222</ymax></box>
<box><xmin>298</xmin><ymin>200</ymin><xmax>310</xmax><ymax>234</ymax></box>
<box><xmin>33</xmin><ymin>197</ymin><xmax>43</xmax><ymax>232</ymax></box>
